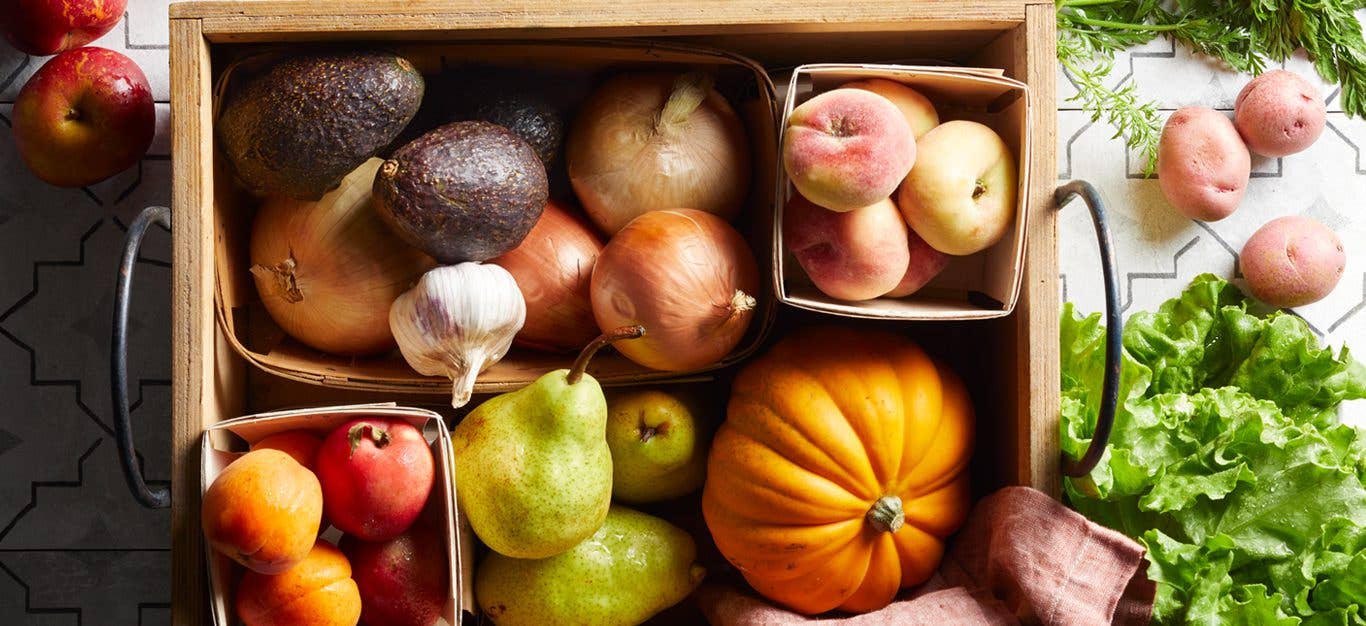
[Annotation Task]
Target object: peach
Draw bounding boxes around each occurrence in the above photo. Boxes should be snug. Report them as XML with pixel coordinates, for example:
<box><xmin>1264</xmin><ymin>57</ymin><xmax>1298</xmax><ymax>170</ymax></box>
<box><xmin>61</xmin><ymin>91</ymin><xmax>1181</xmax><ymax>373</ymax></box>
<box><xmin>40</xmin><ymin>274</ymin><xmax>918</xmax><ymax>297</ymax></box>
<box><xmin>783</xmin><ymin>88</ymin><xmax>916</xmax><ymax>212</ymax></box>
<box><xmin>898</xmin><ymin>121</ymin><xmax>1017</xmax><ymax>255</ymax></box>
<box><xmin>1241</xmin><ymin>215</ymin><xmax>1345</xmax><ymax>308</ymax></box>
<box><xmin>841</xmin><ymin>78</ymin><xmax>939</xmax><ymax>138</ymax></box>
<box><xmin>886</xmin><ymin>228</ymin><xmax>949</xmax><ymax>297</ymax></box>
<box><xmin>1158</xmin><ymin>107</ymin><xmax>1250</xmax><ymax>222</ymax></box>
<box><xmin>1234</xmin><ymin>70</ymin><xmax>1326</xmax><ymax>158</ymax></box>
<box><xmin>236</xmin><ymin>541</ymin><xmax>362</xmax><ymax>626</ymax></box>
<box><xmin>784</xmin><ymin>193</ymin><xmax>910</xmax><ymax>301</ymax></box>
<box><xmin>202</xmin><ymin>449</ymin><xmax>323</xmax><ymax>575</ymax></box>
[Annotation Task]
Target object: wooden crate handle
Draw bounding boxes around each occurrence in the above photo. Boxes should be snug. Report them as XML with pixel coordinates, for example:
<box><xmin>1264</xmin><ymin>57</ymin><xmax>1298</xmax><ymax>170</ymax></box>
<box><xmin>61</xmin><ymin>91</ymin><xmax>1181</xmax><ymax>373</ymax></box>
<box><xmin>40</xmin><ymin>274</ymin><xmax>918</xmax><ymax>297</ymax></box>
<box><xmin>1054</xmin><ymin>181</ymin><xmax>1121</xmax><ymax>479</ymax></box>
<box><xmin>112</xmin><ymin>205</ymin><xmax>173</xmax><ymax>509</ymax></box>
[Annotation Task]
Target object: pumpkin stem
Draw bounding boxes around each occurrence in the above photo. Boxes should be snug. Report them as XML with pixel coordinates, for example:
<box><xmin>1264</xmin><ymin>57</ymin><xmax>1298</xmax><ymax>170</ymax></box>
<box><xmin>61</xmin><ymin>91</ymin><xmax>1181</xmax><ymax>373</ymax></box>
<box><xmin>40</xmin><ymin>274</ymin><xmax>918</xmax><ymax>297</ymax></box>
<box><xmin>567</xmin><ymin>325</ymin><xmax>646</xmax><ymax>385</ymax></box>
<box><xmin>866</xmin><ymin>495</ymin><xmax>905</xmax><ymax>533</ymax></box>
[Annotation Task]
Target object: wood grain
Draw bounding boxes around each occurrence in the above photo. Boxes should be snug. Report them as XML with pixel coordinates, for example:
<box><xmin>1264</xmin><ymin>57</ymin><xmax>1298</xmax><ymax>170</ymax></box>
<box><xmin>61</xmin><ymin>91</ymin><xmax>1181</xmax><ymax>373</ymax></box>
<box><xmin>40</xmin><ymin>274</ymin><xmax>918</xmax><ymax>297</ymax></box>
<box><xmin>1022</xmin><ymin>2</ymin><xmax>1060</xmax><ymax>497</ymax></box>
<box><xmin>170</xmin><ymin>16</ymin><xmax>213</xmax><ymax>626</ymax></box>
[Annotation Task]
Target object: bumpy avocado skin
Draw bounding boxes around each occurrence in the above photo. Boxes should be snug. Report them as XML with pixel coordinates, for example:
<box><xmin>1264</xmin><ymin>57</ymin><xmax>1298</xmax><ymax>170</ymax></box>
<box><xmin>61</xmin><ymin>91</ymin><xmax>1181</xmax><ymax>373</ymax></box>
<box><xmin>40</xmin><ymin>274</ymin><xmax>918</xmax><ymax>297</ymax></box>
<box><xmin>218</xmin><ymin>50</ymin><xmax>424</xmax><ymax>200</ymax></box>
<box><xmin>373</xmin><ymin>121</ymin><xmax>549</xmax><ymax>263</ymax></box>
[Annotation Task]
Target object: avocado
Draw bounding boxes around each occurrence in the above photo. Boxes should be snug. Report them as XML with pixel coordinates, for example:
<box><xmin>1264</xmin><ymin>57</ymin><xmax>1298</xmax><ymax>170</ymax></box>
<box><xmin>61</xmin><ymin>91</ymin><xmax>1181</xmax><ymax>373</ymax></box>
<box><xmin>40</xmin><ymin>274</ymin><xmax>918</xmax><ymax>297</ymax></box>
<box><xmin>373</xmin><ymin>121</ymin><xmax>548</xmax><ymax>263</ymax></box>
<box><xmin>455</xmin><ymin>92</ymin><xmax>563</xmax><ymax>168</ymax></box>
<box><xmin>218</xmin><ymin>50</ymin><xmax>424</xmax><ymax>200</ymax></box>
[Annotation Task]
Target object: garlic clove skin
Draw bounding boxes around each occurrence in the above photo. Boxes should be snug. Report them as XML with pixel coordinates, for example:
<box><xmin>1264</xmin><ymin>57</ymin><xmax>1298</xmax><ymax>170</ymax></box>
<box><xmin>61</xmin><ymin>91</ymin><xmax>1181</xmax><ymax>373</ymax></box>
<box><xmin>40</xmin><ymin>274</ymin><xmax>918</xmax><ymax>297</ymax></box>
<box><xmin>390</xmin><ymin>263</ymin><xmax>527</xmax><ymax>408</ymax></box>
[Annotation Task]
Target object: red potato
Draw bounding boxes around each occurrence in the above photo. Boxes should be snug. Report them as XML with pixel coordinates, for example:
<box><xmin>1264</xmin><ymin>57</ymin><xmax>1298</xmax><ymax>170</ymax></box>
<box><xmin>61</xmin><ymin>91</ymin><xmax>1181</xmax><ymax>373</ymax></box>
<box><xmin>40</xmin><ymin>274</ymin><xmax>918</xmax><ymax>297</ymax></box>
<box><xmin>1234</xmin><ymin>70</ymin><xmax>1326</xmax><ymax>158</ymax></box>
<box><xmin>1157</xmin><ymin>107</ymin><xmax>1250</xmax><ymax>222</ymax></box>
<box><xmin>783</xmin><ymin>89</ymin><xmax>916</xmax><ymax>212</ymax></box>
<box><xmin>1241</xmin><ymin>215</ymin><xmax>1345</xmax><ymax>308</ymax></box>
<box><xmin>886</xmin><ymin>228</ymin><xmax>949</xmax><ymax>298</ymax></box>
<box><xmin>317</xmin><ymin>418</ymin><xmax>435</xmax><ymax>542</ymax></box>
<box><xmin>784</xmin><ymin>193</ymin><xmax>909</xmax><ymax>301</ymax></box>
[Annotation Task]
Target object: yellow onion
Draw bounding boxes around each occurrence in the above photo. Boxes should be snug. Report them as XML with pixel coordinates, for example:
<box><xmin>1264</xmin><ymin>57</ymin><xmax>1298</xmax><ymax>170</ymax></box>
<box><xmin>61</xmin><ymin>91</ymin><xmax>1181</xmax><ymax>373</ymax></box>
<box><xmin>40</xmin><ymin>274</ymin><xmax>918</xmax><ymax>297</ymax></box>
<box><xmin>250</xmin><ymin>158</ymin><xmax>435</xmax><ymax>356</ymax></box>
<box><xmin>491</xmin><ymin>200</ymin><xmax>603</xmax><ymax>353</ymax></box>
<box><xmin>566</xmin><ymin>72</ymin><xmax>751</xmax><ymax>236</ymax></box>
<box><xmin>590</xmin><ymin>209</ymin><xmax>759</xmax><ymax>371</ymax></box>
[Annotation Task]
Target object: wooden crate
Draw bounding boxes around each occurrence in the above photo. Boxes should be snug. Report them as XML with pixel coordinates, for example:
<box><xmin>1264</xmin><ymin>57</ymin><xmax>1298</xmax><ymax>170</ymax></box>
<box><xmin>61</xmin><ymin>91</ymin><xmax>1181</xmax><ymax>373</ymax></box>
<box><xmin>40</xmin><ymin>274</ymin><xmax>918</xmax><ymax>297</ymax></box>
<box><xmin>167</xmin><ymin>1</ymin><xmax>1058</xmax><ymax>623</ymax></box>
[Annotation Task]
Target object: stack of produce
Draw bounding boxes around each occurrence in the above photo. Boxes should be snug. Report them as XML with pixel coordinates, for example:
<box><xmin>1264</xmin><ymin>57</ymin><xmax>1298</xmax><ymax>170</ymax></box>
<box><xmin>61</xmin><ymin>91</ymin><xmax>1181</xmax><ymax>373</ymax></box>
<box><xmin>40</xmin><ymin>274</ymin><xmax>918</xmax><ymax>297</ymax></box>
<box><xmin>2</xmin><ymin>0</ymin><xmax>156</xmax><ymax>187</ymax></box>
<box><xmin>219</xmin><ymin>52</ymin><xmax>761</xmax><ymax>405</ymax></box>
<box><xmin>781</xmin><ymin>78</ymin><xmax>1017</xmax><ymax>301</ymax></box>
<box><xmin>1156</xmin><ymin>70</ymin><xmax>1346</xmax><ymax>309</ymax></box>
<box><xmin>201</xmin><ymin>418</ymin><xmax>446</xmax><ymax>626</ymax></box>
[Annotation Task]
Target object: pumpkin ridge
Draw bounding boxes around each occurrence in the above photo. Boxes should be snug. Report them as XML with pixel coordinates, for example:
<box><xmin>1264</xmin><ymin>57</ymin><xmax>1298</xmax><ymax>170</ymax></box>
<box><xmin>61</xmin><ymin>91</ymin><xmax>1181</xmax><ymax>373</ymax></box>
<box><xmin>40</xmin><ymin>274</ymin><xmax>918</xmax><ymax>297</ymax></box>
<box><xmin>837</xmin><ymin>532</ymin><xmax>903</xmax><ymax>612</ymax></box>
<box><xmin>710</xmin><ymin>463</ymin><xmax>867</xmax><ymax>524</ymax></box>
<box><xmin>819</xmin><ymin>353</ymin><xmax>907</xmax><ymax>490</ymax></box>
<box><xmin>729</xmin><ymin>385</ymin><xmax>878</xmax><ymax>500</ymax></box>
<box><xmin>719</xmin><ymin>521</ymin><xmax>865</xmax><ymax>582</ymax></box>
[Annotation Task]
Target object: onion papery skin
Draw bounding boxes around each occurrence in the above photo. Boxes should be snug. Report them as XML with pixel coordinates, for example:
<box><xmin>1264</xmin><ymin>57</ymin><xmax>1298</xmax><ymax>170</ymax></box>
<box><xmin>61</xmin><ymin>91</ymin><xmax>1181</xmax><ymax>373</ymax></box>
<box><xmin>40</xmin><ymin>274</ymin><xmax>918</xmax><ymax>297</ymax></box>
<box><xmin>566</xmin><ymin>72</ymin><xmax>752</xmax><ymax>236</ymax></box>
<box><xmin>491</xmin><ymin>200</ymin><xmax>603</xmax><ymax>353</ymax></box>
<box><xmin>249</xmin><ymin>158</ymin><xmax>436</xmax><ymax>356</ymax></box>
<box><xmin>590</xmin><ymin>208</ymin><xmax>759</xmax><ymax>372</ymax></box>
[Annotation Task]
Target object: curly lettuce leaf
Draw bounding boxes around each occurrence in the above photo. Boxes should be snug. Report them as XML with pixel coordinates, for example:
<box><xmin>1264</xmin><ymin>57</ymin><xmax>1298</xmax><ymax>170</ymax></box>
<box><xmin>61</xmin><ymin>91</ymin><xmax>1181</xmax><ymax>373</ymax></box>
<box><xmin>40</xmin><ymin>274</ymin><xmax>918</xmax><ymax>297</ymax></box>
<box><xmin>1061</xmin><ymin>274</ymin><xmax>1366</xmax><ymax>624</ymax></box>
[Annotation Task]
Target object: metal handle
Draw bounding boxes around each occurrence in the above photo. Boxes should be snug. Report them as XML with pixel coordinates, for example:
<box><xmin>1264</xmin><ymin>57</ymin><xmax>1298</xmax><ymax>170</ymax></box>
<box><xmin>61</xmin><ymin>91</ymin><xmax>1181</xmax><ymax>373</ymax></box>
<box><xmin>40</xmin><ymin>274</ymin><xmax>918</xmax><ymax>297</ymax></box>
<box><xmin>112</xmin><ymin>206</ymin><xmax>172</xmax><ymax>509</ymax></box>
<box><xmin>1054</xmin><ymin>181</ymin><xmax>1121</xmax><ymax>478</ymax></box>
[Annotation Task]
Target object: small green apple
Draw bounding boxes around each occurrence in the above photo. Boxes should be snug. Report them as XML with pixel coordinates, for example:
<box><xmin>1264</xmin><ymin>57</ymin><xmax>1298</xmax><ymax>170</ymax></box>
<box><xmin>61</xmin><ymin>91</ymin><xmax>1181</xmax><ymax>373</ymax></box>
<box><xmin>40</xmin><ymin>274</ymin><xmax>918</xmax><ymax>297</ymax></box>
<box><xmin>605</xmin><ymin>389</ymin><xmax>711</xmax><ymax>503</ymax></box>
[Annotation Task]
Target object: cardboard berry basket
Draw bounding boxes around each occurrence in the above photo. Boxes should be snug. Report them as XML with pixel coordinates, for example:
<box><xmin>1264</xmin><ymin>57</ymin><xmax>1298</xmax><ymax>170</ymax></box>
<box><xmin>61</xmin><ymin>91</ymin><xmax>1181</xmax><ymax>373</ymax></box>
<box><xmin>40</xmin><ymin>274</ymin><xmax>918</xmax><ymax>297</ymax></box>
<box><xmin>105</xmin><ymin>2</ymin><xmax>1135</xmax><ymax>624</ymax></box>
<box><xmin>775</xmin><ymin>64</ymin><xmax>1032</xmax><ymax>320</ymax></box>
<box><xmin>199</xmin><ymin>403</ymin><xmax>474</xmax><ymax>626</ymax></box>
<box><xmin>208</xmin><ymin>37</ymin><xmax>779</xmax><ymax>397</ymax></box>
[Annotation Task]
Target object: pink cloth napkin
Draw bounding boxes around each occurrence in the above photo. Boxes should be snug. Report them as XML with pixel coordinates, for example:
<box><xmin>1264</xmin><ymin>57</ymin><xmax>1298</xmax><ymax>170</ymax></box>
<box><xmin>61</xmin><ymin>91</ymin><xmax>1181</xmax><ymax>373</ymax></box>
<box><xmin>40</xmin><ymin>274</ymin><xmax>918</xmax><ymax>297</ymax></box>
<box><xmin>697</xmin><ymin>486</ymin><xmax>1155</xmax><ymax>625</ymax></box>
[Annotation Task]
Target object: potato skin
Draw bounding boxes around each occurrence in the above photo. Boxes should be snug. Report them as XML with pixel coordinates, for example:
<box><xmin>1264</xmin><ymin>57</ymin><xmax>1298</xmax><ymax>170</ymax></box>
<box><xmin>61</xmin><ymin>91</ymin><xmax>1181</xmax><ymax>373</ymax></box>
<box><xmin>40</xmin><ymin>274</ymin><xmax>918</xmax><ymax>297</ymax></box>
<box><xmin>1241</xmin><ymin>215</ymin><xmax>1345</xmax><ymax>308</ymax></box>
<box><xmin>1157</xmin><ymin>107</ymin><xmax>1251</xmax><ymax>222</ymax></box>
<box><xmin>1234</xmin><ymin>70</ymin><xmax>1325</xmax><ymax>158</ymax></box>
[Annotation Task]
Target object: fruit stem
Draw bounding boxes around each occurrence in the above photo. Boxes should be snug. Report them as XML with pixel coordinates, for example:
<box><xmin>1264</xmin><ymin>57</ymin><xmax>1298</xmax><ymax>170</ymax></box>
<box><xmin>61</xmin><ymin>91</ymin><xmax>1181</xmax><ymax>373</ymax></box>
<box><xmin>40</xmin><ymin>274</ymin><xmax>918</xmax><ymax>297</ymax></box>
<box><xmin>347</xmin><ymin>423</ymin><xmax>390</xmax><ymax>457</ymax></box>
<box><xmin>972</xmin><ymin>180</ymin><xmax>987</xmax><ymax>200</ymax></box>
<box><xmin>865</xmin><ymin>495</ymin><xmax>905</xmax><ymax>533</ymax></box>
<box><xmin>567</xmin><ymin>325</ymin><xmax>646</xmax><ymax>385</ymax></box>
<box><xmin>656</xmin><ymin>72</ymin><xmax>713</xmax><ymax>135</ymax></box>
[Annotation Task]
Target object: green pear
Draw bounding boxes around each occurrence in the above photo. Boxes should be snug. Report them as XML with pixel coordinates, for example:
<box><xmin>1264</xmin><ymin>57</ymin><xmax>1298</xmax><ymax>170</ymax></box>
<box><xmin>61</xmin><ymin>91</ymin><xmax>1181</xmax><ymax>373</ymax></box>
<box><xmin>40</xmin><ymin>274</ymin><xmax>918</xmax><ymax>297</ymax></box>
<box><xmin>452</xmin><ymin>326</ymin><xmax>643</xmax><ymax>559</ymax></box>
<box><xmin>475</xmin><ymin>504</ymin><xmax>706</xmax><ymax>626</ymax></box>
<box><xmin>605</xmin><ymin>388</ymin><xmax>711</xmax><ymax>503</ymax></box>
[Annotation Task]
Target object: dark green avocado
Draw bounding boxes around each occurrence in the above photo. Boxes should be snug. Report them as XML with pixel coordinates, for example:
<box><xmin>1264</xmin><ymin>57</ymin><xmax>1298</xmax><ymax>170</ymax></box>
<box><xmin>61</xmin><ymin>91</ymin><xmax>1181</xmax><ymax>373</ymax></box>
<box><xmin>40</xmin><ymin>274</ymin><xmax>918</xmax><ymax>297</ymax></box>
<box><xmin>218</xmin><ymin>50</ymin><xmax>424</xmax><ymax>200</ymax></box>
<box><xmin>373</xmin><ymin>121</ymin><xmax>548</xmax><ymax>263</ymax></box>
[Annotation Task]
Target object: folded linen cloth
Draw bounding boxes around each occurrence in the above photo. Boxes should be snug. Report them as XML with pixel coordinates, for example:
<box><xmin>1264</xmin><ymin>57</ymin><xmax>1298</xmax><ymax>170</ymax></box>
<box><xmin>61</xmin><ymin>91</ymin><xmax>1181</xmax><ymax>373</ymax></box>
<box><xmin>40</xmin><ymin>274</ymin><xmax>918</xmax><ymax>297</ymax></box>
<box><xmin>697</xmin><ymin>486</ymin><xmax>1155</xmax><ymax>625</ymax></box>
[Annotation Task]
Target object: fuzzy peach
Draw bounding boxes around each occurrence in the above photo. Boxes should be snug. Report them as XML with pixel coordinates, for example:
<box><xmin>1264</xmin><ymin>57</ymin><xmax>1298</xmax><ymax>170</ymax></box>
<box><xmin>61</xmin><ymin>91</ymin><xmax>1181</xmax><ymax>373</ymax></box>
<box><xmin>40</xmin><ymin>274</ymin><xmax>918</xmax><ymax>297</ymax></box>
<box><xmin>841</xmin><ymin>78</ymin><xmax>939</xmax><ymax>138</ymax></box>
<box><xmin>784</xmin><ymin>193</ymin><xmax>910</xmax><ymax>301</ymax></box>
<box><xmin>1157</xmin><ymin>107</ymin><xmax>1250</xmax><ymax>222</ymax></box>
<box><xmin>1234</xmin><ymin>70</ymin><xmax>1326</xmax><ymax>158</ymax></box>
<box><xmin>782</xmin><ymin>88</ymin><xmax>916</xmax><ymax>212</ymax></box>
<box><xmin>1241</xmin><ymin>215</ymin><xmax>1345</xmax><ymax>308</ymax></box>
<box><xmin>886</xmin><ymin>228</ymin><xmax>949</xmax><ymax>297</ymax></box>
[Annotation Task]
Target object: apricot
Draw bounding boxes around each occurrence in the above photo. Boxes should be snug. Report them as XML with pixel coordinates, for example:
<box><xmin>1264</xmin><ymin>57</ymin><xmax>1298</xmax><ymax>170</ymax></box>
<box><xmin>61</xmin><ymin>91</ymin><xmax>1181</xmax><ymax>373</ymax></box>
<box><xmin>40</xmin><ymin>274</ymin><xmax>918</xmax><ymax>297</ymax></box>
<box><xmin>202</xmin><ymin>449</ymin><xmax>323</xmax><ymax>575</ymax></box>
<box><xmin>252</xmin><ymin>431</ymin><xmax>323</xmax><ymax>471</ymax></box>
<box><xmin>783</xmin><ymin>88</ymin><xmax>915</xmax><ymax>212</ymax></box>
<box><xmin>236</xmin><ymin>540</ymin><xmax>362</xmax><ymax>626</ymax></box>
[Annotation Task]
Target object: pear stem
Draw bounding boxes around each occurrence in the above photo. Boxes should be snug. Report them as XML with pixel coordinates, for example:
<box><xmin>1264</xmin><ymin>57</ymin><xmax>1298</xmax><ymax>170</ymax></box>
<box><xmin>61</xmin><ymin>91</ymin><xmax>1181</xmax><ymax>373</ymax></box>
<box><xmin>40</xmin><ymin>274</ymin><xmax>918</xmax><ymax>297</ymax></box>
<box><xmin>567</xmin><ymin>325</ymin><xmax>646</xmax><ymax>385</ymax></box>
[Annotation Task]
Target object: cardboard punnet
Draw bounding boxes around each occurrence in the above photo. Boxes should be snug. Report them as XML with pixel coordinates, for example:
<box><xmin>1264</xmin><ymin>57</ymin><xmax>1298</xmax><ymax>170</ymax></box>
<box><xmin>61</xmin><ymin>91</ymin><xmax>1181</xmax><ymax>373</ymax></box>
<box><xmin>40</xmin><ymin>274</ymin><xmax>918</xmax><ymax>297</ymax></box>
<box><xmin>212</xmin><ymin>39</ymin><xmax>778</xmax><ymax>396</ymax></box>
<box><xmin>775</xmin><ymin>64</ymin><xmax>1033</xmax><ymax>320</ymax></box>
<box><xmin>200</xmin><ymin>403</ymin><xmax>474</xmax><ymax>625</ymax></box>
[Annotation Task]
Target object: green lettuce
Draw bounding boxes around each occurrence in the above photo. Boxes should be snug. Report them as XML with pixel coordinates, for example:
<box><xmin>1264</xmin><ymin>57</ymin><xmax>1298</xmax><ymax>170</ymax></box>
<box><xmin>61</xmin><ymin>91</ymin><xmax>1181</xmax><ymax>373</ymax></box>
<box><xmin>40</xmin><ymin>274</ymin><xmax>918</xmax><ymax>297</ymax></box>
<box><xmin>1061</xmin><ymin>274</ymin><xmax>1366</xmax><ymax>624</ymax></box>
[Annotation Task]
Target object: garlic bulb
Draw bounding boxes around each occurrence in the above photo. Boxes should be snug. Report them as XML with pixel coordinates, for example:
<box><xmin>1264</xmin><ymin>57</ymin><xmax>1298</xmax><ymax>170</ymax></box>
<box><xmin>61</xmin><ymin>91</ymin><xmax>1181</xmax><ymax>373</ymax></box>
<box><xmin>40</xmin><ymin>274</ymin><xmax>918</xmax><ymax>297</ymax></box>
<box><xmin>390</xmin><ymin>263</ymin><xmax>526</xmax><ymax>408</ymax></box>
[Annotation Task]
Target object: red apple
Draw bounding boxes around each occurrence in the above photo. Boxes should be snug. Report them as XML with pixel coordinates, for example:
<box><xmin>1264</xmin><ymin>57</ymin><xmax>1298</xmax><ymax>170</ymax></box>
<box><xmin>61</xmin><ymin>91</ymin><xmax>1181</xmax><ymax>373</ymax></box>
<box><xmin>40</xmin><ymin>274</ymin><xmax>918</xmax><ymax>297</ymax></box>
<box><xmin>11</xmin><ymin>46</ymin><xmax>153</xmax><ymax>187</ymax></box>
<box><xmin>341</xmin><ymin>523</ymin><xmax>449</xmax><ymax>626</ymax></box>
<box><xmin>317</xmin><ymin>418</ymin><xmax>435</xmax><ymax>542</ymax></box>
<box><xmin>0</xmin><ymin>0</ymin><xmax>127</xmax><ymax>56</ymax></box>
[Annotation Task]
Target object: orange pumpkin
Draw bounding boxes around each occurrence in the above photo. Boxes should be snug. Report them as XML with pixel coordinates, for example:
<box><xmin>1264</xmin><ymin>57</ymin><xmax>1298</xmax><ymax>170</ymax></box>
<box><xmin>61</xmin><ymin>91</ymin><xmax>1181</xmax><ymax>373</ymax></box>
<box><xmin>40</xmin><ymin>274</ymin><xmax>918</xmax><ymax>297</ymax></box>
<box><xmin>701</xmin><ymin>327</ymin><xmax>973</xmax><ymax>615</ymax></box>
